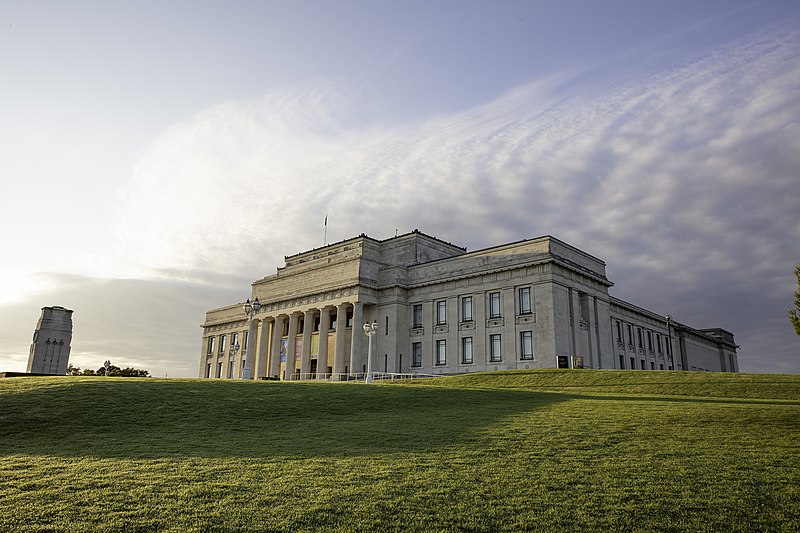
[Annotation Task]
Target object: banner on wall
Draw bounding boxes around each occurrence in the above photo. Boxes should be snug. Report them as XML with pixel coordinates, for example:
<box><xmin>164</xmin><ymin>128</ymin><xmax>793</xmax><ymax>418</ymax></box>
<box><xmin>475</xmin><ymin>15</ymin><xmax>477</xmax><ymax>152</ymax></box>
<box><xmin>295</xmin><ymin>337</ymin><xmax>303</xmax><ymax>361</ymax></box>
<box><xmin>310</xmin><ymin>334</ymin><xmax>320</xmax><ymax>360</ymax></box>
<box><xmin>280</xmin><ymin>339</ymin><xmax>288</xmax><ymax>363</ymax></box>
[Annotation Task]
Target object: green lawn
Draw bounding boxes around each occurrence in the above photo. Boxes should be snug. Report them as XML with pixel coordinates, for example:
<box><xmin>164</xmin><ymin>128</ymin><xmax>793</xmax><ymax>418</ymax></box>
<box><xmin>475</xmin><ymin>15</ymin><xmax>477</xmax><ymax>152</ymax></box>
<box><xmin>1</xmin><ymin>370</ymin><xmax>798</xmax><ymax>532</ymax></box>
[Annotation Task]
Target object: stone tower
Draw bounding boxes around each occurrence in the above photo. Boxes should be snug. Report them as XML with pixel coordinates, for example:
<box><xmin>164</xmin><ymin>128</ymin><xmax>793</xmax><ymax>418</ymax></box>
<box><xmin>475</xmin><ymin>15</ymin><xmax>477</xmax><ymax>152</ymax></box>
<box><xmin>26</xmin><ymin>306</ymin><xmax>73</xmax><ymax>375</ymax></box>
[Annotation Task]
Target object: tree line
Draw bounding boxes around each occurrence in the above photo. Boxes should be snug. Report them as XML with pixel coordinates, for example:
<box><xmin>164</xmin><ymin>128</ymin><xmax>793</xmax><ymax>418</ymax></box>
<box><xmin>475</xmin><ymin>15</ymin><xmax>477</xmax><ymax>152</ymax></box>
<box><xmin>66</xmin><ymin>364</ymin><xmax>150</xmax><ymax>377</ymax></box>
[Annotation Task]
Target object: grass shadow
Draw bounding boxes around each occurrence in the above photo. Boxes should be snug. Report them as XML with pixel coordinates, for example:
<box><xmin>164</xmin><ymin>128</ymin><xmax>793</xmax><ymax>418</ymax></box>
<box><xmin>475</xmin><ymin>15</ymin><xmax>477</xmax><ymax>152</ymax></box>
<box><xmin>0</xmin><ymin>378</ymin><xmax>568</xmax><ymax>460</ymax></box>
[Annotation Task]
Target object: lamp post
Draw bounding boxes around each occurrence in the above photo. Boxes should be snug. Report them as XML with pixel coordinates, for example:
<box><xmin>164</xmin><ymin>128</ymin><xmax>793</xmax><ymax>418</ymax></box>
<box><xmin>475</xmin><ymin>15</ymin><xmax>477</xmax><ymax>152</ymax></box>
<box><xmin>665</xmin><ymin>315</ymin><xmax>673</xmax><ymax>369</ymax></box>
<box><xmin>362</xmin><ymin>319</ymin><xmax>378</xmax><ymax>384</ymax></box>
<box><xmin>229</xmin><ymin>342</ymin><xmax>240</xmax><ymax>378</ymax></box>
<box><xmin>242</xmin><ymin>298</ymin><xmax>261</xmax><ymax>380</ymax></box>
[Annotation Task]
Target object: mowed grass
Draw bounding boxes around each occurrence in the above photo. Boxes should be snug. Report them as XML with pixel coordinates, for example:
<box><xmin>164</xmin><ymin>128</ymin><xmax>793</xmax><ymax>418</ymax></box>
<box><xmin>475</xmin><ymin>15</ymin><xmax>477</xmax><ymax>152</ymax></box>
<box><xmin>0</xmin><ymin>370</ymin><xmax>798</xmax><ymax>532</ymax></box>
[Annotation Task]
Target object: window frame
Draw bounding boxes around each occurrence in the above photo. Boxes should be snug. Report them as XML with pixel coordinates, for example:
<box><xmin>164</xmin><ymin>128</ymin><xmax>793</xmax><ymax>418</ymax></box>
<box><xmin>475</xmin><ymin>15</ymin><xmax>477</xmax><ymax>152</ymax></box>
<box><xmin>411</xmin><ymin>342</ymin><xmax>422</xmax><ymax>367</ymax></box>
<box><xmin>520</xmin><ymin>331</ymin><xmax>534</xmax><ymax>360</ymax></box>
<box><xmin>461</xmin><ymin>337</ymin><xmax>473</xmax><ymax>364</ymax></box>
<box><xmin>489</xmin><ymin>292</ymin><xmax>501</xmax><ymax>319</ymax></box>
<box><xmin>518</xmin><ymin>287</ymin><xmax>532</xmax><ymax>315</ymax></box>
<box><xmin>461</xmin><ymin>296</ymin><xmax>473</xmax><ymax>322</ymax></box>
<box><xmin>412</xmin><ymin>304</ymin><xmax>423</xmax><ymax>328</ymax></box>
<box><xmin>489</xmin><ymin>334</ymin><xmax>502</xmax><ymax>362</ymax></box>
<box><xmin>436</xmin><ymin>300</ymin><xmax>447</xmax><ymax>325</ymax></box>
<box><xmin>436</xmin><ymin>339</ymin><xmax>446</xmax><ymax>365</ymax></box>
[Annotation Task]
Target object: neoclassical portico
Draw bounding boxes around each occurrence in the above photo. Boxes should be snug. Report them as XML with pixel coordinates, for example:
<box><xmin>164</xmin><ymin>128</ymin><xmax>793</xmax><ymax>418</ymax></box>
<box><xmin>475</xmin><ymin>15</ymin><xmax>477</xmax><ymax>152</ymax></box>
<box><xmin>202</xmin><ymin>299</ymin><xmax>376</xmax><ymax>381</ymax></box>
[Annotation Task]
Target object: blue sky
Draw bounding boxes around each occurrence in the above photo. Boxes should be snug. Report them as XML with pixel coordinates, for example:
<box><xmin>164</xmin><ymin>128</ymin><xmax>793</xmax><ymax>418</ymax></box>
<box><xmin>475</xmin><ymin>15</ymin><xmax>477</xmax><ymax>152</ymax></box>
<box><xmin>1</xmin><ymin>0</ymin><xmax>798</xmax><ymax>377</ymax></box>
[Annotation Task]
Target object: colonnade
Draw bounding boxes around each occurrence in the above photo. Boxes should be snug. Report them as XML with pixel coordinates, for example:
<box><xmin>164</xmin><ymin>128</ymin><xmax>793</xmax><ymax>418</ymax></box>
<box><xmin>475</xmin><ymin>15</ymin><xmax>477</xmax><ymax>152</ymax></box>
<box><xmin>249</xmin><ymin>301</ymin><xmax>368</xmax><ymax>380</ymax></box>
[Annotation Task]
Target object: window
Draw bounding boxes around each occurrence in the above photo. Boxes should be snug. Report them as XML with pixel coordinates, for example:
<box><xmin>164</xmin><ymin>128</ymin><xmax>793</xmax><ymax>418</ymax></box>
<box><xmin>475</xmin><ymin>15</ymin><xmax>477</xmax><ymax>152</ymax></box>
<box><xmin>490</xmin><ymin>334</ymin><xmax>502</xmax><ymax>362</ymax></box>
<box><xmin>243</xmin><ymin>331</ymin><xmax>248</xmax><ymax>350</ymax></box>
<box><xmin>520</xmin><ymin>331</ymin><xmax>534</xmax><ymax>360</ymax></box>
<box><xmin>231</xmin><ymin>332</ymin><xmax>238</xmax><ymax>349</ymax></box>
<box><xmin>412</xmin><ymin>304</ymin><xmax>423</xmax><ymax>328</ymax></box>
<box><xmin>729</xmin><ymin>355</ymin><xmax>734</xmax><ymax>372</ymax></box>
<box><xmin>205</xmin><ymin>363</ymin><xmax>211</xmax><ymax>378</ymax></box>
<box><xmin>489</xmin><ymin>292</ymin><xmax>501</xmax><ymax>318</ymax></box>
<box><xmin>630</xmin><ymin>357</ymin><xmax>635</xmax><ymax>369</ymax></box>
<box><xmin>461</xmin><ymin>337</ymin><xmax>473</xmax><ymax>364</ymax></box>
<box><xmin>346</xmin><ymin>310</ymin><xmax>353</xmax><ymax>328</ymax></box>
<box><xmin>219</xmin><ymin>334</ymin><xmax>226</xmax><ymax>354</ymax></box>
<box><xmin>656</xmin><ymin>334</ymin><xmax>662</xmax><ymax>353</ymax></box>
<box><xmin>436</xmin><ymin>300</ymin><xmax>447</xmax><ymax>325</ymax></box>
<box><xmin>216</xmin><ymin>362</ymin><xmax>223</xmax><ymax>378</ymax></box>
<box><xmin>436</xmin><ymin>340</ymin><xmax>446</xmax><ymax>365</ymax></box>
<box><xmin>637</xmin><ymin>328</ymin><xmax>643</xmax><ymax>347</ymax></box>
<box><xmin>626</xmin><ymin>324</ymin><xmax>633</xmax><ymax>345</ymax></box>
<box><xmin>640</xmin><ymin>359</ymin><xmax>646</xmax><ymax>370</ymax></box>
<box><xmin>615</xmin><ymin>321</ymin><xmax>622</xmax><ymax>343</ymax></box>
<box><xmin>207</xmin><ymin>336</ymin><xmax>214</xmax><ymax>355</ymax></box>
<box><xmin>650</xmin><ymin>362</ymin><xmax>655</xmax><ymax>370</ymax></box>
<box><xmin>461</xmin><ymin>296</ymin><xmax>473</xmax><ymax>322</ymax></box>
<box><xmin>619</xmin><ymin>354</ymin><xmax>625</xmax><ymax>369</ymax></box>
<box><xmin>646</xmin><ymin>331</ymin><xmax>652</xmax><ymax>351</ymax></box>
<box><xmin>412</xmin><ymin>342</ymin><xmax>422</xmax><ymax>367</ymax></box>
<box><xmin>229</xmin><ymin>360</ymin><xmax>235</xmax><ymax>378</ymax></box>
<box><xmin>518</xmin><ymin>287</ymin><xmax>532</xmax><ymax>314</ymax></box>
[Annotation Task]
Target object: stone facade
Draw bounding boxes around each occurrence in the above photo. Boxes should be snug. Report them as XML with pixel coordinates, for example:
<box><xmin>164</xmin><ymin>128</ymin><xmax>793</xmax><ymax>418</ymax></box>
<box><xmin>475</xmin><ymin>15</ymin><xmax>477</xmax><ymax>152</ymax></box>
<box><xmin>199</xmin><ymin>231</ymin><xmax>738</xmax><ymax>379</ymax></box>
<box><xmin>27</xmin><ymin>306</ymin><xmax>73</xmax><ymax>375</ymax></box>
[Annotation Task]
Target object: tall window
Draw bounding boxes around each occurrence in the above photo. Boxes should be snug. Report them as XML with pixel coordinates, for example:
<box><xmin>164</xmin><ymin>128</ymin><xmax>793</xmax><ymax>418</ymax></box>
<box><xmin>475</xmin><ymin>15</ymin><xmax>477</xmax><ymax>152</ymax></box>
<box><xmin>461</xmin><ymin>296</ymin><xmax>473</xmax><ymax>322</ymax></box>
<box><xmin>243</xmin><ymin>331</ymin><xmax>248</xmax><ymax>350</ymax></box>
<box><xmin>518</xmin><ymin>287</ymin><xmax>532</xmax><ymax>314</ymax></box>
<box><xmin>616</xmin><ymin>321</ymin><xmax>623</xmax><ymax>342</ymax></box>
<box><xmin>619</xmin><ymin>354</ymin><xmax>625</xmax><ymax>369</ymax></box>
<box><xmin>490</xmin><ymin>334</ymin><xmax>502</xmax><ymax>362</ymax></box>
<box><xmin>205</xmin><ymin>363</ymin><xmax>211</xmax><ymax>378</ymax></box>
<box><xmin>637</xmin><ymin>328</ymin><xmax>643</xmax><ymax>347</ymax></box>
<box><xmin>647</xmin><ymin>331</ymin><xmax>652</xmax><ymax>351</ymax></box>
<box><xmin>461</xmin><ymin>337</ymin><xmax>473</xmax><ymax>364</ymax></box>
<box><xmin>436</xmin><ymin>340</ymin><xmax>446</xmax><ymax>365</ymax></box>
<box><xmin>219</xmin><ymin>334</ymin><xmax>226</xmax><ymax>354</ymax></box>
<box><xmin>229</xmin><ymin>360</ymin><xmax>235</xmax><ymax>378</ymax></box>
<box><xmin>207</xmin><ymin>336</ymin><xmax>214</xmax><ymax>355</ymax></box>
<box><xmin>412</xmin><ymin>304</ymin><xmax>423</xmax><ymax>328</ymax></box>
<box><xmin>231</xmin><ymin>332</ymin><xmax>238</xmax><ymax>349</ymax></box>
<box><xmin>412</xmin><ymin>342</ymin><xmax>422</xmax><ymax>367</ymax></box>
<box><xmin>216</xmin><ymin>362</ymin><xmax>222</xmax><ymax>378</ymax></box>
<box><xmin>436</xmin><ymin>301</ymin><xmax>447</xmax><ymax>325</ymax></box>
<box><xmin>489</xmin><ymin>292</ymin><xmax>501</xmax><ymax>318</ymax></box>
<box><xmin>656</xmin><ymin>334</ymin><xmax>662</xmax><ymax>353</ymax></box>
<box><xmin>520</xmin><ymin>331</ymin><xmax>534</xmax><ymax>360</ymax></box>
<box><xmin>626</xmin><ymin>324</ymin><xmax>633</xmax><ymax>345</ymax></box>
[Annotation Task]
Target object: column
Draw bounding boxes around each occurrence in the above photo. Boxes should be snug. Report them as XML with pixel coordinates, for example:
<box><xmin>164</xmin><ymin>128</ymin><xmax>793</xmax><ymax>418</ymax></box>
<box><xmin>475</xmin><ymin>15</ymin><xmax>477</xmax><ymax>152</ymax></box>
<box><xmin>300</xmin><ymin>309</ymin><xmax>315</xmax><ymax>379</ymax></box>
<box><xmin>334</xmin><ymin>304</ymin><xmax>348</xmax><ymax>376</ymax></box>
<box><xmin>269</xmin><ymin>315</ymin><xmax>286</xmax><ymax>378</ymax></box>
<box><xmin>317</xmin><ymin>307</ymin><xmax>332</xmax><ymax>378</ymax></box>
<box><xmin>350</xmin><ymin>301</ymin><xmax>364</xmax><ymax>375</ymax></box>
<box><xmin>255</xmin><ymin>317</ymin><xmax>273</xmax><ymax>379</ymax></box>
<box><xmin>284</xmin><ymin>312</ymin><xmax>300</xmax><ymax>380</ymax></box>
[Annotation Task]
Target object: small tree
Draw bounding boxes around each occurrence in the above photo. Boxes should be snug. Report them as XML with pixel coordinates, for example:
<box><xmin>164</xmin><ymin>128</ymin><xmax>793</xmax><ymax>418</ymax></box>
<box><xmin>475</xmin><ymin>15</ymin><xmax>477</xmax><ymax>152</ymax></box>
<box><xmin>66</xmin><ymin>364</ymin><xmax>82</xmax><ymax>376</ymax></box>
<box><xmin>791</xmin><ymin>262</ymin><xmax>800</xmax><ymax>336</ymax></box>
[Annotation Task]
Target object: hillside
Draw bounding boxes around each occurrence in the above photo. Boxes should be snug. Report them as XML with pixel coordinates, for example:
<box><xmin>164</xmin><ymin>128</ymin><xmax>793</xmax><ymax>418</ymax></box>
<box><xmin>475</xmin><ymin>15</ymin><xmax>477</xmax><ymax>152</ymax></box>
<box><xmin>0</xmin><ymin>370</ymin><xmax>798</xmax><ymax>531</ymax></box>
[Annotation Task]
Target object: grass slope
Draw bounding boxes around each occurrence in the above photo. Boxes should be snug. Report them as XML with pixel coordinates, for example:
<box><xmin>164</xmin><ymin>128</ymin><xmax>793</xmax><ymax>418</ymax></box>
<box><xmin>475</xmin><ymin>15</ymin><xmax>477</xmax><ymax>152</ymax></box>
<box><xmin>1</xmin><ymin>370</ymin><xmax>798</xmax><ymax>532</ymax></box>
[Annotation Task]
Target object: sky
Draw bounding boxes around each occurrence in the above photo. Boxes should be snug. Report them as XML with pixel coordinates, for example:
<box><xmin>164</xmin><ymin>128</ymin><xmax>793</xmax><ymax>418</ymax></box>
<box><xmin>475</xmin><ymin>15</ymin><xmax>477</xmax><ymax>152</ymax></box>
<box><xmin>1</xmin><ymin>0</ymin><xmax>798</xmax><ymax>377</ymax></box>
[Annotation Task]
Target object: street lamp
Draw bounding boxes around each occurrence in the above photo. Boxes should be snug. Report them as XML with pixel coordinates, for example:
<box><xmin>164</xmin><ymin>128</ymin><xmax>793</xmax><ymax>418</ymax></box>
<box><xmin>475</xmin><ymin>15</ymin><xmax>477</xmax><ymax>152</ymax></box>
<box><xmin>665</xmin><ymin>315</ymin><xmax>673</xmax><ymax>369</ymax></box>
<box><xmin>363</xmin><ymin>319</ymin><xmax>379</xmax><ymax>384</ymax></box>
<box><xmin>242</xmin><ymin>298</ymin><xmax>261</xmax><ymax>380</ymax></box>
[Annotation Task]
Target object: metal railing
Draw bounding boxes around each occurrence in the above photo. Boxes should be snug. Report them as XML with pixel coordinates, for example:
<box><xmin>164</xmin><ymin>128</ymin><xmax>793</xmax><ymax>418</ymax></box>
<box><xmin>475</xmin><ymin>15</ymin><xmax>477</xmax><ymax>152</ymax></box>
<box><xmin>281</xmin><ymin>372</ymin><xmax>441</xmax><ymax>382</ymax></box>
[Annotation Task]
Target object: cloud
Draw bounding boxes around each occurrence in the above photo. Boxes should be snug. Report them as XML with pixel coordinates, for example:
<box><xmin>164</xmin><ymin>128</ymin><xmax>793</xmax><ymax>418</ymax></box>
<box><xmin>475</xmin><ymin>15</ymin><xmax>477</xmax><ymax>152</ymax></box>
<box><xmin>5</xmin><ymin>22</ymin><xmax>792</xmax><ymax>376</ymax></box>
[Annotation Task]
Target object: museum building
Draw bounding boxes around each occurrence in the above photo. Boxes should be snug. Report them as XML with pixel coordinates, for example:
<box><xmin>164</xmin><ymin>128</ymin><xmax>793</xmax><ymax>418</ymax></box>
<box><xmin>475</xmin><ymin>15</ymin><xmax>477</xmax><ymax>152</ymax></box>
<box><xmin>199</xmin><ymin>230</ymin><xmax>738</xmax><ymax>380</ymax></box>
